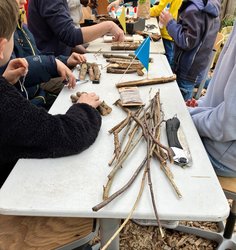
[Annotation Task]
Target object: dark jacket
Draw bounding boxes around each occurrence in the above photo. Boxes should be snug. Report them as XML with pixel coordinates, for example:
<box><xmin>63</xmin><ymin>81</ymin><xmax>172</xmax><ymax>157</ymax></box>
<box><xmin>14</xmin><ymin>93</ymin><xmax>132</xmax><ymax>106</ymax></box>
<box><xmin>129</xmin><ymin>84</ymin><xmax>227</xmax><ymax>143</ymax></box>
<box><xmin>0</xmin><ymin>76</ymin><xmax>101</xmax><ymax>187</ymax></box>
<box><xmin>0</xmin><ymin>21</ymin><xmax>68</xmax><ymax>107</ymax></box>
<box><xmin>28</xmin><ymin>0</ymin><xmax>83</xmax><ymax>56</ymax></box>
<box><xmin>167</xmin><ymin>0</ymin><xmax>220</xmax><ymax>83</ymax></box>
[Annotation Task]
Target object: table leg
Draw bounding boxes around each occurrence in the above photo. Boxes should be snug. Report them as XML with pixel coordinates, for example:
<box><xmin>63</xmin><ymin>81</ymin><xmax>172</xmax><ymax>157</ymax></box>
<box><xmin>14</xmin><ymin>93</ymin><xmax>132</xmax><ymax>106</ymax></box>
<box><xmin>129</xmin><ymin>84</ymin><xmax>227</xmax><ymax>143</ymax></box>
<box><xmin>99</xmin><ymin>218</ymin><xmax>121</xmax><ymax>250</ymax></box>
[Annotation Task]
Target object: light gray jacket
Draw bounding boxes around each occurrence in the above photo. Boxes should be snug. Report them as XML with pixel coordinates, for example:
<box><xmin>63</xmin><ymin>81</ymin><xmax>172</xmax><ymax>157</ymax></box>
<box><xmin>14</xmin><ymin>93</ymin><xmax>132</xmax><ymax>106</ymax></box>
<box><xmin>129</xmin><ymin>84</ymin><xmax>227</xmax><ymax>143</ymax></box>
<box><xmin>189</xmin><ymin>23</ymin><xmax>236</xmax><ymax>172</ymax></box>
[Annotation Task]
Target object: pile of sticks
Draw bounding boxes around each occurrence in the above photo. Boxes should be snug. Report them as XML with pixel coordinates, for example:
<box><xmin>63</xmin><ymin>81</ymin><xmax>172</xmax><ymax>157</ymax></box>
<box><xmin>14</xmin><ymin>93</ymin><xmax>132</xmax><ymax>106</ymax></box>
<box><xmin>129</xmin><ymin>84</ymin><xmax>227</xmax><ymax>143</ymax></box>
<box><xmin>103</xmin><ymin>54</ymin><xmax>147</xmax><ymax>76</ymax></box>
<box><xmin>93</xmin><ymin>91</ymin><xmax>182</xmax><ymax>249</ymax></box>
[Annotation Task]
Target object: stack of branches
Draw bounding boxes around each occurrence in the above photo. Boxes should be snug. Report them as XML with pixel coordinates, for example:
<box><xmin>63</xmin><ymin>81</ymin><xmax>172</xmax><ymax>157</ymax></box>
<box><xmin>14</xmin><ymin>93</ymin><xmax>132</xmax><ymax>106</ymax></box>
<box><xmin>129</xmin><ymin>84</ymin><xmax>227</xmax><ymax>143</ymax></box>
<box><xmin>93</xmin><ymin>91</ymin><xmax>182</xmax><ymax>250</ymax></box>
<box><xmin>79</xmin><ymin>62</ymin><xmax>101</xmax><ymax>83</ymax></box>
<box><xmin>103</xmin><ymin>54</ymin><xmax>153</xmax><ymax>76</ymax></box>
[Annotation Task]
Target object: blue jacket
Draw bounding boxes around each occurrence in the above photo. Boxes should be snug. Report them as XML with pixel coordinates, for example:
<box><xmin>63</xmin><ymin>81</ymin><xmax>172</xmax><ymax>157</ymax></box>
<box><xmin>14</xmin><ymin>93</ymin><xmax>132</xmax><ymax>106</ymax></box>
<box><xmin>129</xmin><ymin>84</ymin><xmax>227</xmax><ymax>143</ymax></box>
<box><xmin>0</xmin><ymin>21</ymin><xmax>68</xmax><ymax>107</ymax></box>
<box><xmin>28</xmin><ymin>0</ymin><xmax>83</xmax><ymax>56</ymax></box>
<box><xmin>167</xmin><ymin>0</ymin><xmax>220</xmax><ymax>83</ymax></box>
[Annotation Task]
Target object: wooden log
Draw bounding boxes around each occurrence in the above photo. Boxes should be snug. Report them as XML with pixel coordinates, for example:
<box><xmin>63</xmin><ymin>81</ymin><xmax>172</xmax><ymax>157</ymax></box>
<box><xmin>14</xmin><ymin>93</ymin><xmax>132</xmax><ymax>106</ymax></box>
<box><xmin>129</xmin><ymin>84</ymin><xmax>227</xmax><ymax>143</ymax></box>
<box><xmin>79</xmin><ymin>63</ymin><xmax>88</xmax><ymax>80</ymax></box>
<box><xmin>107</xmin><ymin>62</ymin><xmax>143</xmax><ymax>70</ymax></box>
<box><xmin>92</xmin><ymin>63</ymin><xmax>101</xmax><ymax>80</ymax></box>
<box><xmin>107</xmin><ymin>67</ymin><xmax>138</xmax><ymax>74</ymax></box>
<box><xmin>103</xmin><ymin>54</ymin><xmax>134</xmax><ymax>60</ymax></box>
<box><xmin>111</xmin><ymin>42</ymin><xmax>140</xmax><ymax>51</ymax></box>
<box><xmin>88</xmin><ymin>64</ymin><xmax>95</xmax><ymax>81</ymax></box>
<box><xmin>116</xmin><ymin>75</ymin><xmax>177</xmax><ymax>88</ymax></box>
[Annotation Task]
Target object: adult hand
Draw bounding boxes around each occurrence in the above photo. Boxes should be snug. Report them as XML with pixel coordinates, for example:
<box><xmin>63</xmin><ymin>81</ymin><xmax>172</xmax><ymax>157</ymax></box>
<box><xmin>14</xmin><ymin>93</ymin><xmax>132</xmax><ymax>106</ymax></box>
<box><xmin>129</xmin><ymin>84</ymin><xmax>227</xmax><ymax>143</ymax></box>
<box><xmin>67</xmin><ymin>52</ymin><xmax>87</xmax><ymax>68</ymax></box>
<box><xmin>55</xmin><ymin>59</ymin><xmax>76</xmax><ymax>89</ymax></box>
<box><xmin>159</xmin><ymin>11</ymin><xmax>173</xmax><ymax>27</ymax></box>
<box><xmin>3</xmin><ymin>58</ymin><xmax>28</xmax><ymax>84</ymax></box>
<box><xmin>109</xmin><ymin>21</ymin><xmax>125</xmax><ymax>42</ymax></box>
<box><xmin>77</xmin><ymin>92</ymin><xmax>101</xmax><ymax>108</ymax></box>
<box><xmin>186</xmin><ymin>98</ymin><xmax>198</xmax><ymax>107</ymax></box>
<box><xmin>107</xmin><ymin>0</ymin><xmax>120</xmax><ymax>12</ymax></box>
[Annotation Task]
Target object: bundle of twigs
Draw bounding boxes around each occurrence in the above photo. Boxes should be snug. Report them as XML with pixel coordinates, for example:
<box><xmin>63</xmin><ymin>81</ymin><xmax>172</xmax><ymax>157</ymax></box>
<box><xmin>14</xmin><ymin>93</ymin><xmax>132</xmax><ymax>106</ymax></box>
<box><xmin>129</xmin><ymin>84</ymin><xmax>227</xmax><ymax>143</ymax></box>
<box><xmin>92</xmin><ymin>91</ymin><xmax>182</xmax><ymax>250</ymax></box>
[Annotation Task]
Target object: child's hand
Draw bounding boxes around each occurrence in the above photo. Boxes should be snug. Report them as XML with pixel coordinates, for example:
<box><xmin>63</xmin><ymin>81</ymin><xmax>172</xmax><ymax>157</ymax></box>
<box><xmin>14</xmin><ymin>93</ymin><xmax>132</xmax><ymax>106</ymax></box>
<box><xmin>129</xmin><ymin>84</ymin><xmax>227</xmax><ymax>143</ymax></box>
<box><xmin>3</xmin><ymin>58</ymin><xmax>28</xmax><ymax>84</ymax></box>
<box><xmin>159</xmin><ymin>11</ymin><xmax>173</xmax><ymax>27</ymax></box>
<box><xmin>67</xmin><ymin>52</ymin><xmax>87</xmax><ymax>68</ymax></box>
<box><xmin>108</xmin><ymin>21</ymin><xmax>125</xmax><ymax>42</ymax></box>
<box><xmin>186</xmin><ymin>98</ymin><xmax>198</xmax><ymax>107</ymax></box>
<box><xmin>77</xmin><ymin>92</ymin><xmax>102</xmax><ymax>108</ymax></box>
<box><xmin>55</xmin><ymin>59</ymin><xmax>76</xmax><ymax>89</ymax></box>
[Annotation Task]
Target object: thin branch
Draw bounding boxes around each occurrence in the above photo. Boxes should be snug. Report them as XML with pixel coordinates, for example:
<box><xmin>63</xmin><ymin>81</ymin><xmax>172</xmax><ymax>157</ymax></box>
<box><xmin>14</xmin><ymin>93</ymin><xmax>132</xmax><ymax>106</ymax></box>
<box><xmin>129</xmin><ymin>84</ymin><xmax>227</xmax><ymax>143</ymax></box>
<box><xmin>101</xmin><ymin>165</ymin><xmax>148</xmax><ymax>250</ymax></box>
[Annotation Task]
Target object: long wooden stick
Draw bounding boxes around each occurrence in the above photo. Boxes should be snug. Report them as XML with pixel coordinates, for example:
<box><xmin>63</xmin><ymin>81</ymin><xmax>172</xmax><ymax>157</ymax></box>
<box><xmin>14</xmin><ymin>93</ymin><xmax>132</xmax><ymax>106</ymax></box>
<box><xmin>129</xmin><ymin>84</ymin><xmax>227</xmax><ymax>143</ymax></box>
<box><xmin>116</xmin><ymin>75</ymin><xmax>176</xmax><ymax>88</ymax></box>
<box><xmin>92</xmin><ymin>156</ymin><xmax>147</xmax><ymax>212</ymax></box>
<box><xmin>101</xmin><ymin>165</ymin><xmax>148</xmax><ymax>250</ymax></box>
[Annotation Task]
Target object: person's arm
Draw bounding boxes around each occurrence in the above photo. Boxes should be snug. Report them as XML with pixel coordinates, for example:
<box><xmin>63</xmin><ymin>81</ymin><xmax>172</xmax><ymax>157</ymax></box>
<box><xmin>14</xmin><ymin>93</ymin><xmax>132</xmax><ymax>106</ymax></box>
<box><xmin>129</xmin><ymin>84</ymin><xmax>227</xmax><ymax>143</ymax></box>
<box><xmin>81</xmin><ymin>21</ymin><xmax>124</xmax><ymax>43</ymax></box>
<box><xmin>0</xmin><ymin>77</ymin><xmax>102</xmax><ymax>162</ymax></box>
<box><xmin>23</xmin><ymin>55</ymin><xmax>59</xmax><ymax>87</ymax></box>
<box><xmin>161</xmin><ymin>10</ymin><xmax>203</xmax><ymax>50</ymax></box>
<box><xmin>190</xmin><ymin>65</ymin><xmax>236</xmax><ymax>142</ymax></box>
<box><xmin>37</xmin><ymin>1</ymin><xmax>124</xmax><ymax>47</ymax></box>
<box><xmin>150</xmin><ymin>0</ymin><xmax>170</xmax><ymax>17</ymax></box>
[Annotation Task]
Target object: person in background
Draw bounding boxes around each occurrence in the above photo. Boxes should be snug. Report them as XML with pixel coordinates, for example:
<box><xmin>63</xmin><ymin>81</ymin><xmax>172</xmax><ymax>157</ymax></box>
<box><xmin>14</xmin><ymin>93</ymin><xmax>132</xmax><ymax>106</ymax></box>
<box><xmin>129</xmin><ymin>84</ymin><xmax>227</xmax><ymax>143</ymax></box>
<box><xmin>187</xmin><ymin>23</ymin><xmax>236</xmax><ymax>177</ymax></box>
<box><xmin>107</xmin><ymin>0</ymin><xmax>137</xmax><ymax>12</ymax></box>
<box><xmin>0</xmin><ymin>0</ymin><xmax>102</xmax><ymax>187</ymax></box>
<box><xmin>68</xmin><ymin>0</ymin><xmax>83</xmax><ymax>27</ymax></box>
<box><xmin>28</xmin><ymin>0</ymin><xmax>125</xmax><ymax>57</ymax></box>
<box><xmin>88</xmin><ymin>0</ymin><xmax>98</xmax><ymax>16</ymax></box>
<box><xmin>159</xmin><ymin>0</ymin><xmax>221</xmax><ymax>101</ymax></box>
<box><xmin>150</xmin><ymin>0</ymin><xmax>182</xmax><ymax>66</ymax></box>
<box><xmin>67</xmin><ymin>0</ymin><xmax>89</xmax><ymax>54</ymax></box>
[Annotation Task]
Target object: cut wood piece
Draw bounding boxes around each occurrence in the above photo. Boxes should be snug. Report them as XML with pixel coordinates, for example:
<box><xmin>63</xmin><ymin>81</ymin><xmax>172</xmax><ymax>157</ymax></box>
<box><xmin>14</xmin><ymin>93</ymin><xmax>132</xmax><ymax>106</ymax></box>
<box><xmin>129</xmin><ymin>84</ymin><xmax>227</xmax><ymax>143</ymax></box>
<box><xmin>97</xmin><ymin>101</ymin><xmax>112</xmax><ymax>116</ymax></box>
<box><xmin>107</xmin><ymin>67</ymin><xmax>137</xmax><ymax>74</ymax></box>
<box><xmin>103</xmin><ymin>54</ymin><xmax>134</xmax><ymax>60</ymax></box>
<box><xmin>137</xmin><ymin>69</ymin><xmax>144</xmax><ymax>76</ymax></box>
<box><xmin>88</xmin><ymin>64</ymin><xmax>95</xmax><ymax>81</ymax></box>
<box><xmin>116</xmin><ymin>75</ymin><xmax>177</xmax><ymax>88</ymax></box>
<box><xmin>107</xmin><ymin>62</ymin><xmax>143</xmax><ymax>70</ymax></box>
<box><xmin>92</xmin><ymin>63</ymin><xmax>101</xmax><ymax>80</ymax></box>
<box><xmin>135</xmin><ymin>30</ymin><xmax>161</xmax><ymax>42</ymax></box>
<box><xmin>104</xmin><ymin>36</ymin><xmax>134</xmax><ymax>43</ymax></box>
<box><xmin>79</xmin><ymin>62</ymin><xmax>88</xmax><ymax>80</ymax></box>
<box><xmin>111</xmin><ymin>42</ymin><xmax>140</xmax><ymax>51</ymax></box>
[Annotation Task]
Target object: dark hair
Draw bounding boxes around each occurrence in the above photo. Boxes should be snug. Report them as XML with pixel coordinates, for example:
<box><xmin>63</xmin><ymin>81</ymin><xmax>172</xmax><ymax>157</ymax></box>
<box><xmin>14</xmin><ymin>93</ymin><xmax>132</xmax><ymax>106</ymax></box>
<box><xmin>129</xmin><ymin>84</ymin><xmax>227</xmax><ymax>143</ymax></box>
<box><xmin>0</xmin><ymin>0</ymin><xmax>18</xmax><ymax>40</ymax></box>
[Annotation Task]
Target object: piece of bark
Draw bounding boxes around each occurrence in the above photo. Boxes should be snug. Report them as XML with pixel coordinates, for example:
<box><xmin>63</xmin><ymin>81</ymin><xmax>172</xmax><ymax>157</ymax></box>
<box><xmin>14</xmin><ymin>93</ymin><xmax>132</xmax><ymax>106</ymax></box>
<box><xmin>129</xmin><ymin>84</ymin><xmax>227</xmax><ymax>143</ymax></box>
<box><xmin>79</xmin><ymin>63</ymin><xmax>88</xmax><ymax>80</ymax></box>
<box><xmin>103</xmin><ymin>54</ymin><xmax>134</xmax><ymax>60</ymax></box>
<box><xmin>116</xmin><ymin>75</ymin><xmax>177</xmax><ymax>88</ymax></box>
<box><xmin>88</xmin><ymin>64</ymin><xmax>95</xmax><ymax>81</ymax></box>
<box><xmin>92</xmin><ymin>63</ymin><xmax>101</xmax><ymax>80</ymax></box>
<box><xmin>106</xmin><ymin>59</ymin><xmax>143</xmax><ymax>68</ymax></box>
<box><xmin>136</xmin><ymin>69</ymin><xmax>144</xmax><ymax>76</ymax></box>
<box><xmin>136</xmin><ymin>30</ymin><xmax>161</xmax><ymax>42</ymax></box>
<box><xmin>107</xmin><ymin>67</ymin><xmax>138</xmax><ymax>74</ymax></box>
<box><xmin>111</xmin><ymin>42</ymin><xmax>140</xmax><ymax>51</ymax></box>
<box><xmin>97</xmin><ymin>101</ymin><xmax>112</xmax><ymax>116</ymax></box>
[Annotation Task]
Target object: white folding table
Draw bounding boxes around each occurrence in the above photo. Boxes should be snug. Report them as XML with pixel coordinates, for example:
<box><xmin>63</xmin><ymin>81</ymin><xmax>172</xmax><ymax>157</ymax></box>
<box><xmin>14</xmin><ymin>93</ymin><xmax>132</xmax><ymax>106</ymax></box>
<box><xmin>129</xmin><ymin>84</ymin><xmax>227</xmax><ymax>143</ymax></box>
<box><xmin>0</xmin><ymin>54</ymin><xmax>229</xmax><ymax>250</ymax></box>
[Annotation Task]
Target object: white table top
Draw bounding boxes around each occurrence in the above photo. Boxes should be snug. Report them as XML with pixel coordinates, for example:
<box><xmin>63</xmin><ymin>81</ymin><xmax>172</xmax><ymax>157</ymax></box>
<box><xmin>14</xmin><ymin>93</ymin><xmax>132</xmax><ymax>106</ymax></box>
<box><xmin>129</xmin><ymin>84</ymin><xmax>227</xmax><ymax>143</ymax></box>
<box><xmin>0</xmin><ymin>54</ymin><xmax>229</xmax><ymax>222</ymax></box>
<box><xmin>87</xmin><ymin>17</ymin><xmax>165</xmax><ymax>54</ymax></box>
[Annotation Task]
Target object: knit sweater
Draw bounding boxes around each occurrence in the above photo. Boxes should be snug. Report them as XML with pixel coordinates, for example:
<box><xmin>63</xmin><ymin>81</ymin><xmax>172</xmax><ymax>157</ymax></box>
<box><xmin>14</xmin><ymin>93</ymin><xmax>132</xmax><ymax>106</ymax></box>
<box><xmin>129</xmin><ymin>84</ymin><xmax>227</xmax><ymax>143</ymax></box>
<box><xmin>0</xmin><ymin>76</ymin><xmax>101</xmax><ymax>186</ymax></box>
<box><xmin>189</xmin><ymin>24</ymin><xmax>236</xmax><ymax>173</ymax></box>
